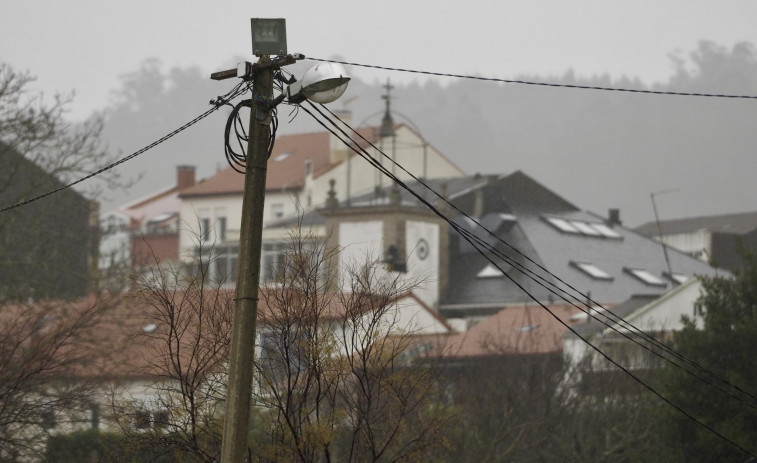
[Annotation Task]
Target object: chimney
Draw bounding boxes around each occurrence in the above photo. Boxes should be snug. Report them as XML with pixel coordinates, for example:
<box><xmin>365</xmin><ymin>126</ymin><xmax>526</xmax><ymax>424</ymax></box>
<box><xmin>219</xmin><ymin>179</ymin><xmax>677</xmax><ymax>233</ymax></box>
<box><xmin>607</xmin><ymin>208</ymin><xmax>621</xmax><ymax>226</ymax></box>
<box><xmin>329</xmin><ymin>110</ymin><xmax>352</xmax><ymax>164</ymax></box>
<box><xmin>177</xmin><ymin>165</ymin><xmax>196</xmax><ymax>191</ymax></box>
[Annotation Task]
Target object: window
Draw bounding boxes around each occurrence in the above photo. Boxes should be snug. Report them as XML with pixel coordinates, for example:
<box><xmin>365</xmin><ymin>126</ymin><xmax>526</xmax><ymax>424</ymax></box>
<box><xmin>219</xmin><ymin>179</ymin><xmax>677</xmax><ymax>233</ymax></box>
<box><xmin>271</xmin><ymin>203</ymin><xmax>284</xmax><ymax>221</ymax></box>
<box><xmin>590</xmin><ymin>222</ymin><xmax>622</xmax><ymax>239</ymax></box>
<box><xmin>89</xmin><ymin>403</ymin><xmax>100</xmax><ymax>430</ymax></box>
<box><xmin>570</xmin><ymin>221</ymin><xmax>602</xmax><ymax>236</ymax></box>
<box><xmin>152</xmin><ymin>410</ymin><xmax>169</xmax><ymax>429</ymax></box>
<box><xmin>40</xmin><ymin>407</ymin><xmax>56</xmax><ymax>430</ymax></box>
<box><xmin>545</xmin><ymin>216</ymin><xmax>623</xmax><ymax>239</ymax></box>
<box><xmin>217</xmin><ymin>216</ymin><xmax>227</xmax><ymax>242</ymax></box>
<box><xmin>694</xmin><ymin>302</ymin><xmax>704</xmax><ymax>317</ymax></box>
<box><xmin>546</xmin><ymin>217</ymin><xmax>580</xmax><ymax>233</ymax></box>
<box><xmin>212</xmin><ymin>245</ymin><xmax>238</xmax><ymax>285</ymax></box>
<box><xmin>215</xmin><ymin>208</ymin><xmax>228</xmax><ymax>242</ymax></box>
<box><xmin>134</xmin><ymin>410</ymin><xmax>151</xmax><ymax>429</ymax></box>
<box><xmin>261</xmin><ymin>243</ymin><xmax>286</xmax><ymax>283</ymax></box>
<box><xmin>571</xmin><ymin>261</ymin><xmax>613</xmax><ymax>280</ymax></box>
<box><xmin>625</xmin><ymin>267</ymin><xmax>667</xmax><ymax>287</ymax></box>
<box><xmin>200</xmin><ymin>217</ymin><xmax>210</xmax><ymax>243</ymax></box>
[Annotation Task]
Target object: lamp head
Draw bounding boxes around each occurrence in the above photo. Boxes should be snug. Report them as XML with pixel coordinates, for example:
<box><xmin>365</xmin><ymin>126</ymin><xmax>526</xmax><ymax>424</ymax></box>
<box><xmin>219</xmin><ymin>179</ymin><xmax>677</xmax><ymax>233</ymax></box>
<box><xmin>286</xmin><ymin>62</ymin><xmax>350</xmax><ymax>104</ymax></box>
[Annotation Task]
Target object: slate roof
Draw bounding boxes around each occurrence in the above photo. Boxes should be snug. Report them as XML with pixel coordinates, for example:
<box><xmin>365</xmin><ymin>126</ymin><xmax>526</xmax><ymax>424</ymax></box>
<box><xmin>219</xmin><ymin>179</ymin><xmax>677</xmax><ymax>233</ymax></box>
<box><xmin>635</xmin><ymin>210</ymin><xmax>757</xmax><ymax>236</ymax></box>
<box><xmin>440</xmin><ymin>171</ymin><xmax>721</xmax><ymax>315</ymax></box>
<box><xmin>264</xmin><ymin>170</ymin><xmax>722</xmax><ymax>317</ymax></box>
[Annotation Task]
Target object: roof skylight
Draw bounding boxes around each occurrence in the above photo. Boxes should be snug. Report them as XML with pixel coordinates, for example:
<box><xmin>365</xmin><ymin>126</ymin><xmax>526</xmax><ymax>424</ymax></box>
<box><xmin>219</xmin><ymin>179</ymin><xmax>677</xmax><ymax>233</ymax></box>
<box><xmin>625</xmin><ymin>268</ymin><xmax>667</xmax><ymax>287</ymax></box>
<box><xmin>572</xmin><ymin>261</ymin><xmax>613</xmax><ymax>280</ymax></box>
<box><xmin>545</xmin><ymin>216</ymin><xmax>623</xmax><ymax>239</ymax></box>
<box><xmin>590</xmin><ymin>222</ymin><xmax>622</xmax><ymax>238</ymax></box>
<box><xmin>546</xmin><ymin>217</ymin><xmax>580</xmax><ymax>233</ymax></box>
<box><xmin>273</xmin><ymin>152</ymin><xmax>292</xmax><ymax>162</ymax></box>
<box><xmin>571</xmin><ymin>221</ymin><xmax>602</xmax><ymax>236</ymax></box>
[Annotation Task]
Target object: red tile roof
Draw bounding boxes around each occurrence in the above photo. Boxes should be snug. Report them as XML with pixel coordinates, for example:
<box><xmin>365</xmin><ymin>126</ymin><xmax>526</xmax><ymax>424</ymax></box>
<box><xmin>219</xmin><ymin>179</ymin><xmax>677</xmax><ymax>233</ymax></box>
<box><xmin>179</xmin><ymin>126</ymin><xmax>386</xmax><ymax>197</ymax></box>
<box><xmin>444</xmin><ymin>304</ymin><xmax>587</xmax><ymax>357</ymax></box>
<box><xmin>180</xmin><ymin>131</ymin><xmax>336</xmax><ymax>197</ymax></box>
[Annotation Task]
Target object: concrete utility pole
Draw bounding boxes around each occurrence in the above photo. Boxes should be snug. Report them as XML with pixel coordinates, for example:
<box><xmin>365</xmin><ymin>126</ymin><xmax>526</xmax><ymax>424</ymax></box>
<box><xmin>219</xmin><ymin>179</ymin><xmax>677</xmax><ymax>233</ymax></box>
<box><xmin>219</xmin><ymin>58</ymin><xmax>272</xmax><ymax>463</ymax></box>
<box><xmin>211</xmin><ymin>20</ymin><xmax>349</xmax><ymax>461</ymax></box>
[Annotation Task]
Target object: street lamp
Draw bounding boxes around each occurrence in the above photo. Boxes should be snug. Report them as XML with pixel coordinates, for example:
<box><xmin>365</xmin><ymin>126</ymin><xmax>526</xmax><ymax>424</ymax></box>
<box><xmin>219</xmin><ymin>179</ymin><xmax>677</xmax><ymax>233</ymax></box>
<box><xmin>213</xmin><ymin>19</ymin><xmax>351</xmax><ymax>463</ymax></box>
<box><xmin>285</xmin><ymin>62</ymin><xmax>351</xmax><ymax>104</ymax></box>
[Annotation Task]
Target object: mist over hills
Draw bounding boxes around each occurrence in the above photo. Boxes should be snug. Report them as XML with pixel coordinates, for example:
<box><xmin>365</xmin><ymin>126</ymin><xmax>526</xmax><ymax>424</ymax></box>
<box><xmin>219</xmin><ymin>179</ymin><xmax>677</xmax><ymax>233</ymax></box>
<box><xmin>97</xmin><ymin>42</ymin><xmax>757</xmax><ymax>227</ymax></box>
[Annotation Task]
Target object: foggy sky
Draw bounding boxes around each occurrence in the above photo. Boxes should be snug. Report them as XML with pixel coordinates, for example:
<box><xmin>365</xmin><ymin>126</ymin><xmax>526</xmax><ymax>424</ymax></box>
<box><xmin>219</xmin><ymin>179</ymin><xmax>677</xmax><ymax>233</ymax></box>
<box><xmin>2</xmin><ymin>1</ymin><xmax>757</xmax><ymax>227</ymax></box>
<box><xmin>3</xmin><ymin>1</ymin><xmax>757</xmax><ymax>119</ymax></box>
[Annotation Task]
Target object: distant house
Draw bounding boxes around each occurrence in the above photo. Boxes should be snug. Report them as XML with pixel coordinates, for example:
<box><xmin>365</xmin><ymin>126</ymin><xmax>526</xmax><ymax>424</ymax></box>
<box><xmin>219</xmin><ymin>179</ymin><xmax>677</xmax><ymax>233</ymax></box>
<box><xmin>261</xmin><ymin>171</ymin><xmax>721</xmax><ymax>315</ymax></box>
<box><xmin>562</xmin><ymin>278</ymin><xmax>711</xmax><ymax>394</ymax></box>
<box><xmin>253</xmin><ymin>170</ymin><xmax>721</xmax><ymax>370</ymax></box>
<box><xmin>635</xmin><ymin>211</ymin><xmax>757</xmax><ymax>272</ymax></box>
<box><xmin>436</xmin><ymin>171</ymin><xmax>719</xmax><ymax>319</ymax></box>
<box><xmin>99</xmin><ymin>165</ymin><xmax>197</xmax><ymax>275</ymax></box>
<box><xmin>177</xmin><ymin>111</ymin><xmax>464</xmax><ymax>286</ymax></box>
<box><xmin>0</xmin><ymin>141</ymin><xmax>93</xmax><ymax>299</ymax></box>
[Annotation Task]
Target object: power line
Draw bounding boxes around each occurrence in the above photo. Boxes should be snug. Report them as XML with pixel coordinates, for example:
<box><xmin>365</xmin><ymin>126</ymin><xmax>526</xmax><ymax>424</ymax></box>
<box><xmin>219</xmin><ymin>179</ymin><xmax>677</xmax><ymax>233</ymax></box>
<box><xmin>306</xmin><ymin>57</ymin><xmax>757</xmax><ymax>100</ymax></box>
<box><xmin>299</xmin><ymin>101</ymin><xmax>757</xmax><ymax>458</ymax></box>
<box><xmin>0</xmin><ymin>81</ymin><xmax>249</xmax><ymax>215</ymax></box>
<box><xmin>311</xmin><ymin>101</ymin><xmax>757</xmax><ymax>412</ymax></box>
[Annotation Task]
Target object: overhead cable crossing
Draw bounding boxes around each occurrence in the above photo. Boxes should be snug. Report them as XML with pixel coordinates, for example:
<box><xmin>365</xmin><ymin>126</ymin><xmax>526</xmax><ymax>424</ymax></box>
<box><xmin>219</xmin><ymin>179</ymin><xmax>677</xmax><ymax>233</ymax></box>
<box><xmin>298</xmin><ymin>100</ymin><xmax>757</xmax><ymax>459</ymax></box>
<box><xmin>310</xmin><ymin>101</ymin><xmax>757</xmax><ymax>411</ymax></box>
<box><xmin>307</xmin><ymin>57</ymin><xmax>757</xmax><ymax>100</ymax></box>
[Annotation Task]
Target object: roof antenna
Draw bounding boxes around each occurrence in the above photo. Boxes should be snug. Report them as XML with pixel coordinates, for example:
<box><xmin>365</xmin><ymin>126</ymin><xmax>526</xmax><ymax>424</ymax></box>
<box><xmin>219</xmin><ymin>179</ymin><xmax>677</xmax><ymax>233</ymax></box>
<box><xmin>650</xmin><ymin>189</ymin><xmax>679</xmax><ymax>285</ymax></box>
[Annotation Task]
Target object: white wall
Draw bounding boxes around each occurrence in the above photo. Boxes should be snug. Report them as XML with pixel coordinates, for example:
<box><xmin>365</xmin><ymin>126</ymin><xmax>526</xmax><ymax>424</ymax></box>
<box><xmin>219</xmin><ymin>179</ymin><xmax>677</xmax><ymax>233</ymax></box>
<box><xmin>406</xmin><ymin>220</ymin><xmax>440</xmax><ymax>308</ymax></box>
<box><xmin>619</xmin><ymin>278</ymin><xmax>703</xmax><ymax>332</ymax></box>
<box><xmin>179</xmin><ymin>190</ymin><xmax>300</xmax><ymax>259</ymax></box>
<box><xmin>660</xmin><ymin>230</ymin><xmax>711</xmax><ymax>261</ymax></box>
<box><xmin>338</xmin><ymin>220</ymin><xmax>384</xmax><ymax>288</ymax></box>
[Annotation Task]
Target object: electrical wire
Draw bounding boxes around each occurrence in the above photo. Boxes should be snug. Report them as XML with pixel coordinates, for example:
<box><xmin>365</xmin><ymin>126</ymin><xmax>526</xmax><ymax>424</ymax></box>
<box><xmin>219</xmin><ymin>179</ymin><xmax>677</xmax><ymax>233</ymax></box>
<box><xmin>306</xmin><ymin>57</ymin><xmax>757</xmax><ymax>100</ymax></box>
<box><xmin>0</xmin><ymin>81</ymin><xmax>250</xmax><ymax>215</ymax></box>
<box><xmin>223</xmin><ymin>78</ymin><xmax>280</xmax><ymax>173</ymax></box>
<box><xmin>313</xmin><ymin>101</ymin><xmax>757</xmax><ymax>412</ymax></box>
<box><xmin>299</xmin><ymin>101</ymin><xmax>757</xmax><ymax>459</ymax></box>
<box><xmin>224</xmin><ymin>99</ymin><xmax>252</xmax><ymax>173</ymax></box>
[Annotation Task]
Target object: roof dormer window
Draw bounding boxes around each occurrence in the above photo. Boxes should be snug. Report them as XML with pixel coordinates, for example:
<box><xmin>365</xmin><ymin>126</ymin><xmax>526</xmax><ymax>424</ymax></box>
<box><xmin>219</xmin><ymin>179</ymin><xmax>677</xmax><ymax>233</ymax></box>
<box><xmin>477</xmin><ymin>264</ymin><xmax>505</xmax><ymax>278</ymax></box>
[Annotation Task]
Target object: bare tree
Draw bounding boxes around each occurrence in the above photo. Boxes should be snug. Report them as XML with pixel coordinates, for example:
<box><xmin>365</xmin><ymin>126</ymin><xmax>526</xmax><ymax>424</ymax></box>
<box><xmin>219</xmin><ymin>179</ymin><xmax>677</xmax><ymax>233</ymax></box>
<box><xmin>253</xmin><ymin>227</ymin><xmax>450</xmax><ymax>462</ymax></box>
<box><xmin>0</xmin><ymin>62</ymin><xmax>130</xmax><ymax>460</ymax></box>
<box><xmin>0</xmin><ymin>293</ymin><xmax>120</xmax><ymax>460</ymax></box>
<box><xmin>108</xmin><ymin>225</ymin><xmax>449</xmax><ymax>462</ymax></box>
<box><xmin>108</xmin><ymin>242</ymin><xmax>233</xmax><ymax>462</ymax></box>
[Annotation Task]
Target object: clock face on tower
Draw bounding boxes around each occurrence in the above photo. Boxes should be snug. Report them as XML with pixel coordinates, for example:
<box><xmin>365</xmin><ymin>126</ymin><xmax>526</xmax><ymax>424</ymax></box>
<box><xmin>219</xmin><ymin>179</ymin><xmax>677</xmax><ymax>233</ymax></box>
<box><xmin>416</xmin><ymin>238</ymin><xmax>429</xmax><ymax>261</ymax></box>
